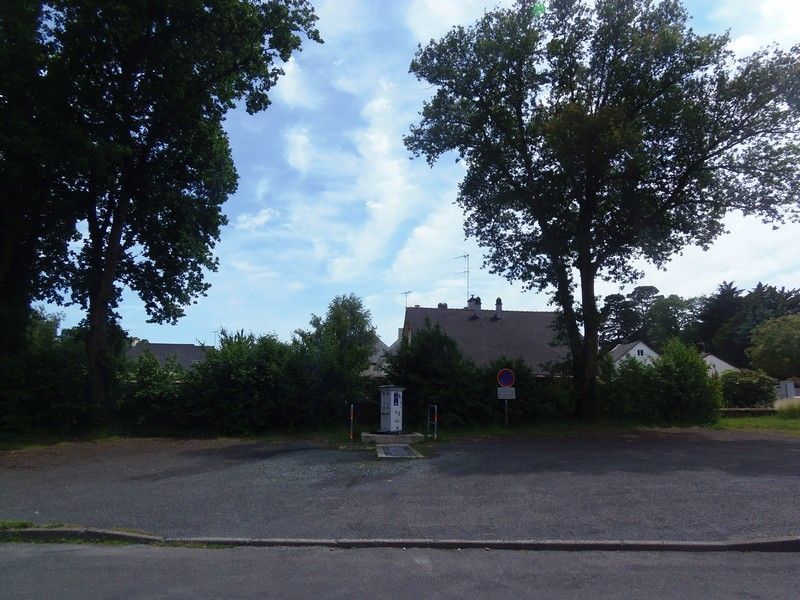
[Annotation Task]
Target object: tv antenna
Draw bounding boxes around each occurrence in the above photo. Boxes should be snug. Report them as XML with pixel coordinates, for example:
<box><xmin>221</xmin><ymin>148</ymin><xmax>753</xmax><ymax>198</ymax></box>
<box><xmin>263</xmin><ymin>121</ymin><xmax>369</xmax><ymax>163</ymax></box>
<box><xmin>400</xmin><ymin>290</ymin><xmax>412</xmax><ymax>307</ymax></box>
<box><xmin>455</xmin><ymin>254</ymin><xmax>470</xmax><ymax>302</ymax></box>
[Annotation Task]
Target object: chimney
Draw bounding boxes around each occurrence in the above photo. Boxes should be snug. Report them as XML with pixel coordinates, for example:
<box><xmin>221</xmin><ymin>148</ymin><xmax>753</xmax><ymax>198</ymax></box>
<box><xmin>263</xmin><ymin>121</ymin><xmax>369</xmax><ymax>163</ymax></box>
<box><xmin>397</xmin><ymin>327</ymin><xmax>403</xmax><ymax>342</ymax></box>
<box><xmin>467</xmin><ymin>295</ymin><xmax>482</xmax><ymax>319</ymax></box>
<box><xmin>495</xmin><ymin>297</ymin><xmax>502</xmax><ymax>319</ymax></box>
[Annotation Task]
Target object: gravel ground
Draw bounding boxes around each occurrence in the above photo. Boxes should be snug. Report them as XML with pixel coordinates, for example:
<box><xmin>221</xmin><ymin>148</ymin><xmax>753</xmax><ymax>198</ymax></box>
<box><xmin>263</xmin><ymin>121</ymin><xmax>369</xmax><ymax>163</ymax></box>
<box><xmin>1</xmin><ymin>430</ymin><xmax>799</xmax><ymax>541</ymax></box>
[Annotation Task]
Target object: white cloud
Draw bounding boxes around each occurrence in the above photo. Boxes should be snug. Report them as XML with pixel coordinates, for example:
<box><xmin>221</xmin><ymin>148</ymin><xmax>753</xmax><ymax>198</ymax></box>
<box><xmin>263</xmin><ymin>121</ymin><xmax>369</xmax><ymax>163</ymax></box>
<box><xmin>285</xmin><ymin>127</ymin><xmax>311</xmax><ymax>173</ymax></box>
<box><xmin>712</xmin><ymin>0</ymin><xmax>800</xmax><ymax>53</ymax></box>
<box><xmin>234</xmin><ymin>208</ymin><xmax>278</xmax><ymax>231</ymax></box>
<box><xmin>275</xmin><ymin>57</ymin><xmax>320</xmax><ymax>109</ymax></box>
<box><xmin>254</xmin><ymin>176</ymin><xmax>270</xmax><ymax>202</ymax></box>
<box><xmin>405</xmin><ymin>0</ymin><xmax>514</xmax><ymax>44</ymax></box>
<box><xmin>326</xmin><ymin>79</ymin><xmax>424</xmax><ymax>282</ymax></box>
<box><xmin>603</xmin><ymin>214</ymin><xmax>800</xmax><ymax>299</ymax></box>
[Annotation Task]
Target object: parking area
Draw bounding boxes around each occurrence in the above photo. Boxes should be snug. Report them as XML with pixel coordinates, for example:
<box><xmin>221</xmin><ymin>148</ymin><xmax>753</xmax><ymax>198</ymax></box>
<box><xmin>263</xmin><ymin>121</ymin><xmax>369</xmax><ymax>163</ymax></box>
<box><xmin>2</xmin><ymin>430</ymin><xmax>799</xmax><ymax>541</ymax></box>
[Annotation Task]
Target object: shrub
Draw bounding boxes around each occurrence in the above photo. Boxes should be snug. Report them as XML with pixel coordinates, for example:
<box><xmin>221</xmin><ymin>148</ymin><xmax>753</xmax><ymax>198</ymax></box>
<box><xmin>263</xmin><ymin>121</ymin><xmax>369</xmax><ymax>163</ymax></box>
<box><xmin>719</xmin><ymin>369</ymin><xmax>778</xmax><ymax>408</ymax></box>
<box><xmin>181</xmin><ymin>330</ymin><xmax>296</xmax><ymax>434</ymax></box>
<box><xmin>481</xmin><ymin>357</ymin><xmax>575</xmax><ymax>422</ymax></box>
<box><xmin>653</xmin><ymin>339</ymin><xmax>721</xmax><ymax>423</ymax></box>
<box><xmin>118</xmin><ymin>352</ymin><xmax>184</xmax><ymax>432</ymax></box>
<box><xmin>598</xmin><ymin>357</ymin><xmax>660</xmax><ymax>422</ymax></box>
<box><xmin>0</xmin><ymin>312</ymin><xmax>94</xmax><ymax>434</ymax></box>
<box><xmin>384</xmin><ymin>320</ymin><xmax>484</xmax><ymax>428</ymax></box>
<box><xmin>599</xmin><ymin>339</ymin><xmax>720</xmax><ymax>424</ymax></box>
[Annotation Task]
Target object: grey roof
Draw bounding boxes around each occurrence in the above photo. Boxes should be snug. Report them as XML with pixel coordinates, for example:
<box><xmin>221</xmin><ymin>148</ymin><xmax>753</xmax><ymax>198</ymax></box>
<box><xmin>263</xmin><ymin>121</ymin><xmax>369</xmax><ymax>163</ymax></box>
<box><xmin>609</xmin><ymin>341</ymin><xmax>640</xmax><ymax>362</ymax></box>
<box><xmin>127</xmin><ymin>342</ymin><xmax>207</xmax><ymax>369</ymax></box>
<box><xmin>403</xmin><ymin>306</ymin><xmax>567</xmax><ymax>374</ymax></box>
<box><xmin>369</xmin><ymin>338</ymin><xmax>389</xmax><ymax>364</ymax></box>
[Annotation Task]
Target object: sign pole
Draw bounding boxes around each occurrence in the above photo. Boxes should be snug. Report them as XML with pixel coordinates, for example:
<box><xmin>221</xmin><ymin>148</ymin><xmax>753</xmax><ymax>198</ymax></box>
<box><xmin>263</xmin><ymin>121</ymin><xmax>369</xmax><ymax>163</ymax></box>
<box><xmin>505</xmin><ymin>397</ymin><xmax>508</xmax><ymax>427</ymax></box>
<box><xmin>349</xmin><ymin>404</ymin><xmax>354</xmax><ymax>441</ymax></box>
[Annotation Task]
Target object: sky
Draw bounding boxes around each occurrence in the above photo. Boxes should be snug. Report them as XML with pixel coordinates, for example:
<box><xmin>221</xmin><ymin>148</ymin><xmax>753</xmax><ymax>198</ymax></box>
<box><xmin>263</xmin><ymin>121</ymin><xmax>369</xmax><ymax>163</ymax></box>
<box><xmin>56</xmin><ymin>0</ymin><xmax>800</xmax><ymax>346</ymax></box>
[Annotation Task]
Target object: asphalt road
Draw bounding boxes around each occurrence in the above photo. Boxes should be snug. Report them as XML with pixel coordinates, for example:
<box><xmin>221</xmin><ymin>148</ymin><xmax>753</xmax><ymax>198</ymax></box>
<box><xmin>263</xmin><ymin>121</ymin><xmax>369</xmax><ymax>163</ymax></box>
<box><xmin>3</xmin><ymin>543</ymin><xmax>798</xmax><ymax>599</ymax></box>
<box><xmin>2</xmin><ymin>430</ymin><xmax>800</xmax><ymax>541</ymax></box>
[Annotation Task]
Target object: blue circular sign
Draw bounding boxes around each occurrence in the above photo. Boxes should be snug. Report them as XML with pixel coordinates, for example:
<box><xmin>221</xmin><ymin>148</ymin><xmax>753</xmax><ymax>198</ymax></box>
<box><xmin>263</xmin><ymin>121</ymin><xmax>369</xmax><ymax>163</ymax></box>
<box><xmin>497</xmin><ymin>368</ymin><xmax>515</xmax><ymax>387</ymax></box>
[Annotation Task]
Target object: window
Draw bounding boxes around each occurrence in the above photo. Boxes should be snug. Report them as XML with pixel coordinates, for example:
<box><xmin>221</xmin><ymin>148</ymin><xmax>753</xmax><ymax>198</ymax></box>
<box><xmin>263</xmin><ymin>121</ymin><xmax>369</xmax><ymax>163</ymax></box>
<box><xmin>637</xmin><ymin>349</ymin><xmax>644</xmax><ymax>356</ymax></box>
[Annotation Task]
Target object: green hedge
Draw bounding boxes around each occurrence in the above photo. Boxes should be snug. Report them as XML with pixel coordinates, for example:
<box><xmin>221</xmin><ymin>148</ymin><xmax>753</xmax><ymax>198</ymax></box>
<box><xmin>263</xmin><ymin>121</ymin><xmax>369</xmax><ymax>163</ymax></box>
<box><xmin>599</xmin><ymin>339</ymin><xmax>721</xmax><ymax>424</ymax></box>
<box><xmin>720</xmin><ymin>369</ymin><xmax>777</xmax><ymax>408</ymax></box>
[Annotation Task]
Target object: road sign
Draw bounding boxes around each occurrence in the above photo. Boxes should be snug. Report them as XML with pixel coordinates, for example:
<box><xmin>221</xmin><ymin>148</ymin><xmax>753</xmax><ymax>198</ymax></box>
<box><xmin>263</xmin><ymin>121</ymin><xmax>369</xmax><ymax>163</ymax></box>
<box><xmin>497</xmin><ymin>368</ymin><xmax>515</xmax><ymax>387</ymax></box>
<box><xmin>497</xmin><ymin>387</ymin><xmax>516</xmax><ymax>399</ymax></box>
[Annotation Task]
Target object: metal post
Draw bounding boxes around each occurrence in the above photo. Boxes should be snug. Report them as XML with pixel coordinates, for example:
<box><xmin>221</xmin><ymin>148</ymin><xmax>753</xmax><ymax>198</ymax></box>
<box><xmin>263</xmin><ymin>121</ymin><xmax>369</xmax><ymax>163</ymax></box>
<box><xmin>349</xmin><ymin>404</ymin><xmax>354</xmax><ymax>441</ymax></box>
<box><xmin>504</xmin><ymin>398</ymin><xmax>508</xmax><ymax>427</ymax></box>
<box><xmin>434</xmin><ymin>404</ymin><xmax>438</xmax><ymax>441</ymax></box>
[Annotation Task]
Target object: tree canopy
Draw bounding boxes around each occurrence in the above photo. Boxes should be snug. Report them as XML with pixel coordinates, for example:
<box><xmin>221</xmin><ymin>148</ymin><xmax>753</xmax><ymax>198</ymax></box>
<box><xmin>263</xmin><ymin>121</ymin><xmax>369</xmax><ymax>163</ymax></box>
<box><xmin>748</xmin><ymin>315</ymin><xmax>800</xmax><ymax>379</ymax></box>
<box><xmin>405</xmin><ymin>0</ymin><xmax>800</xmax><ymax>415</ymax></box>
<box><xmin>0</xmin><ymin>1</ymin><xmax>321</xmax><ymax>420</ymax></box>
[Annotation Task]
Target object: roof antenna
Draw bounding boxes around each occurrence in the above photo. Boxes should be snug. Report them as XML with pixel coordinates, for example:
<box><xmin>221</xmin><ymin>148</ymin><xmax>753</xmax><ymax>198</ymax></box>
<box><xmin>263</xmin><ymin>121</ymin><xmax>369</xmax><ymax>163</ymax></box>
<box><xmin>400</xmin><ymin>290</ymin><xmax>412</xmax><ymax>307</ymax></box>
<box><xmin>455</xmin><ymin>254</ymin><xmax>470</xmax><ymax>303</ymax></box>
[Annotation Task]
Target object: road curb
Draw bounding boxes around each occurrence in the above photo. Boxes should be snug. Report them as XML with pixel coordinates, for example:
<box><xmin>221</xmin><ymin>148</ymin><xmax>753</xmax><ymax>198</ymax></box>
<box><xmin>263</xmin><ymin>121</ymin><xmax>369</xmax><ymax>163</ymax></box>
<box><xmin>0</xmin><ymin>527</ymin><xmax>162</xmax><ymax>545</ymax></box>
<box><xmin>3</xmin><ymin>527</ymin><xmax>800</xmax><ymax>552</ymax></box>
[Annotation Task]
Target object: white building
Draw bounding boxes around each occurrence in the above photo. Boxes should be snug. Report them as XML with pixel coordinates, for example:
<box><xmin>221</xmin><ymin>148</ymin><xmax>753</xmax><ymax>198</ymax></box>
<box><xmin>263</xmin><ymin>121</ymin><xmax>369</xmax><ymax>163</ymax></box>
<box><xmin>701</xmin><ymin>353</ymin><xmax>737</xmax><ymax>375</ymax></box>
<box><xmin>609</xmin><ymin>341</ymin><xmax>659</xmax><ymax>365</ymax></box>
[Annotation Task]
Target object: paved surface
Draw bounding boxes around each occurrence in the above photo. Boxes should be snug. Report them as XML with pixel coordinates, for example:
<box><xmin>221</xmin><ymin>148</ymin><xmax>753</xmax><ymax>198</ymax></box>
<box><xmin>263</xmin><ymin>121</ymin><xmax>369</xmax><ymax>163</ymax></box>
<box><xmin>2</xmin><ymin>543</ymin><xmax>798</xmax><ymax>599</ymax></box>
<box><xmin>2</xmin><ymin>430</ymin><xmax>800</xmax><ymax>541</ymax></box>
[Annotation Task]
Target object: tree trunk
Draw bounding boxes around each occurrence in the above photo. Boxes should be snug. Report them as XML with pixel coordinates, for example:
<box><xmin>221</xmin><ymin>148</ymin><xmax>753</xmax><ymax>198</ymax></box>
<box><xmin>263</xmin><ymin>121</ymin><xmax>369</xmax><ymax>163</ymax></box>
<box><xmin>578</xmin><ymin>263</ymin><xmax>600</xmax><ymax>419</ymax></box>
<box><xmin>87</xmin><ymin>296</ymin><xmax>111</xmax><ymax>425</ymax></box>
<box><xmin>86</xmin><ymin>195</ymin><xmax>131</xmax><ymax>425</ymax></box>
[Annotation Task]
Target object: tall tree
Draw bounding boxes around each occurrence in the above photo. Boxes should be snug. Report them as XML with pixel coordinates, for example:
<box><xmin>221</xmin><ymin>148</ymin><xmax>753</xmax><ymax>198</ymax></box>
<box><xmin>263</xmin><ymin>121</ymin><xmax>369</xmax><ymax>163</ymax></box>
<box><xmin>39</xmin><ymin>1</ymin><xmax>321</xmax><ymax>422</ymax></box>
<box><xmin>294</xmin><ymin>294</ymin><xmax>377</xmax><ymax>418</ymax></box>
<box><xmin>748</xmin><ymin>315</ymin><xmax>800</xmax><ymax>379</ymax></box>
<box><xmin>599</xmin><ymin>292</ymin><xmax>639</xmax><ymax>349</ymax></box>
<box><xmin>710</xmin><ymin>283</ymin><xmax>800</xmax><ymax>365</ymax></box>
<box><xmin>0</xmin><ymin>2</ymin><xmax>78</xmax><ymax>353</ymax></box>
<box><xmin>405</xmin><ymin>0</ymin><xmax>800</xmax><ymax>416</ymax></box>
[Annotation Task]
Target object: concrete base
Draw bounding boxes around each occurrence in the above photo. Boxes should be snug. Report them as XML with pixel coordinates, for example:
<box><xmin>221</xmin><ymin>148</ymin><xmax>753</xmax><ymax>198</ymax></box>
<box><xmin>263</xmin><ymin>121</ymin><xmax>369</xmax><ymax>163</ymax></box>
<box><xmin>376</xmin><ymin>445</ymin><xmax>423</xmax><ymax>459</ymax></box>
<box><xmin>360</xmin><ymin>432</ymin><xmax>425</xmax><ymax>445</ymax></box>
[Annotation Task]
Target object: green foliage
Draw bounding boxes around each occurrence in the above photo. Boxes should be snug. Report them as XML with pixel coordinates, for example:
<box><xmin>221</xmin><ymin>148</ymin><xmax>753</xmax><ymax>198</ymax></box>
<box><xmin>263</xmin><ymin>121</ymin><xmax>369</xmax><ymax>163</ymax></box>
<box><xmin>294</xmin><ymin>294</ymin><xmax>377</xmax><ymax>418</ymax></box>
<box><xmin>405</xmin><ymin>0</ymin><xmax>800</xmax><ymax>416</ymax></box>
<box><xmin>385</xmin><ymin>320</ymin><xmax>483</xmax><ymax>427</ymax></box>
<box><xmin>600</xmin><ymin>339</ymin><xmax>720</xmax><ymax>424</ymax></box>
<box><xmin>653</xmin><ymin>339</ymin><xmax>721</xmax><ymax>423</ymax></box>
<box><xmin>385</xmin><ymin>322</ymin><xmax>575</xmax><ymax>427</ymax></box>
<box><xmin>719</xmin><ymin>369</ymin><xmax>778</xmax><ymax>408</ymax></box>
<box><xmin>600</xmin><ymin>286</ymin><xmax>698</xmax><ymax>351</ymax></box>
<box><xmin>599</xmin><ymin>357</ymin><xmax>661</xmax><ymax>422</ymax></box>
<box><xmin>0</xmin><ymin>311</ymin><xmax>91</xmax><ymax>433</ymax></box>
<box><xmin>118</xmin><ymin>352</ymin><xmax>185</xmax><ymax>432</ymax></box>
<box><xmin>116</xmin><ymin>295</ymin><xmax>376</xmax><ymax>435</ymax></box>
<box><xmin>180</xmin><ymin>330</ymin><xmax>294</xmax><ymax>434</ymax></box>
<box><xmin>480</xmin><ymin>357</ymin><xmax>576</xmax><ymax>420</ymax></box>
<box><xmin>747</xmin><ymin>315</ymin><xmax>800</xmax><ymax>379</ymax></box>
<box><xmin>1</xmin><ymin>1</ymin><xmax>321</xmax><ymax>419</ymax></box>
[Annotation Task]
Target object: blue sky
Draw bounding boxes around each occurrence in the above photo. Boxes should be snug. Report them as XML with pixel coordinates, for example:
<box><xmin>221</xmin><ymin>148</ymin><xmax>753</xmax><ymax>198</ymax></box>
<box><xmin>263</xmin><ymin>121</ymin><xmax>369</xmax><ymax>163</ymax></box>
<box><xmin>57</xmin><ymin>0</ymin><xmax>800</xmax><ymax>346</ymax></box>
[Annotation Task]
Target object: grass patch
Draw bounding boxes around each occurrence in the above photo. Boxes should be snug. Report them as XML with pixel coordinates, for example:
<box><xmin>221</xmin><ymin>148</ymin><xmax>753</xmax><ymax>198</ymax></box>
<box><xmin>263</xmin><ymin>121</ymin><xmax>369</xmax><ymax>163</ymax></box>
<box><xmin>775</xmin><ymin>398</ymin><xmax>800</xmax><ymax>419</ymax></box>
<box><xmin>0</xmin><ymin>520</ymin><xmax>33</xmax><ymax>530</ymax></box>
<box><xmin>713</xmin><ymin>415</ymin><xmax>800</xmax><ymax>434</ymax></box>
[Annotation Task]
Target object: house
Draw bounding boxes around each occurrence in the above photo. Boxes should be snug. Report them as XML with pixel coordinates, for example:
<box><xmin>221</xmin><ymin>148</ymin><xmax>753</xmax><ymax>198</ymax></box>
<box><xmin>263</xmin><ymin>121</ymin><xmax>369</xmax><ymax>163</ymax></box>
<box><xmin>609</xmin><ymin>341</ymin><xmax>659</xmax><ymax>365</ymax></box>
<box><xmin>701</xmin><ymin>352</ymin><xmax>737</xmax><ymax>375</ymax></box>
<box><xmin>400</xmin><ymin>296</ymin><xmax>567</xmax><ymax>374</ymax></box>
<box><xmin>362</xmin><ymin>337</ymin><xmax>390</xmax><ymax>377</ymax></box>
<box><xmin>127</xmin><ymin>339</ymin><xmax>207</xmax><ymax>369</ymax></box>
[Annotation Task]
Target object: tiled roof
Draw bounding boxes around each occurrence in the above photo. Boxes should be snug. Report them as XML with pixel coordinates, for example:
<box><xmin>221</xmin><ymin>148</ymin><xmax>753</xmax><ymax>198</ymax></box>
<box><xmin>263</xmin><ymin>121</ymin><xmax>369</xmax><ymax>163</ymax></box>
<box><xmin>609</xmin><ymin>341</ymin><xmax>640</xmax><ymax>362</ymax></box>
<box><xmin>126</xmin><ymin>342</ymin><xmax>207</xmax><ymax>369</ymax></box>
<box><xmin>403</xmin><ymin>305</ymin><xmax>567</xmax><ymax>374</ymax></box>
